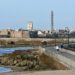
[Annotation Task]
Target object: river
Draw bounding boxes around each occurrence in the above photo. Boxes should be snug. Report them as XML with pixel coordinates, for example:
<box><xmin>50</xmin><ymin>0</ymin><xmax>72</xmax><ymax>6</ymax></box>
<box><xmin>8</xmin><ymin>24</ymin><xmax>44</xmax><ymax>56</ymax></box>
<box><xmin>0</xmin><ymin>46</ymin><xmax>33</xmax><ymax>55</ymax></box>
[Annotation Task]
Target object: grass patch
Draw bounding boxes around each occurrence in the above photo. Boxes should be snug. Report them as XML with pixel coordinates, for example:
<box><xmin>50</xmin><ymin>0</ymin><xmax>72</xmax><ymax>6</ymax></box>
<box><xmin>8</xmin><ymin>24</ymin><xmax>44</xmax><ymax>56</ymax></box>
<box><xmin>64</xmin><ymin>46</ymin><xmax>75</xmax><ymax>51</ymax></box>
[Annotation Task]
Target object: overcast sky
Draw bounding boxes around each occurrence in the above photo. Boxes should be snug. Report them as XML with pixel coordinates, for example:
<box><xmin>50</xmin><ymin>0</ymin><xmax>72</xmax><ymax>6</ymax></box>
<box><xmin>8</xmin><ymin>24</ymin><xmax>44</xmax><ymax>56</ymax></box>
<box><xmin>0</xmin><ymin>0</ymin><xmax>75</xmax><ymax>30</ymax></box>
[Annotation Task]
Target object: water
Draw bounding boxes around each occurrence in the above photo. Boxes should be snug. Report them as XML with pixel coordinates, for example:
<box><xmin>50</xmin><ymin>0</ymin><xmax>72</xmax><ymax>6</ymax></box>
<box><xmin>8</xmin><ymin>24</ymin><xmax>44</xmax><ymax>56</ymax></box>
<box><xmin>0</xmin><ymin>46</ymin><xmax>33</xmax><ymax>55</ymax></box>
<box><xmin>0</xmin><ymin>67</ymin><xmax>12</xmax><ymax>73</ymax></box>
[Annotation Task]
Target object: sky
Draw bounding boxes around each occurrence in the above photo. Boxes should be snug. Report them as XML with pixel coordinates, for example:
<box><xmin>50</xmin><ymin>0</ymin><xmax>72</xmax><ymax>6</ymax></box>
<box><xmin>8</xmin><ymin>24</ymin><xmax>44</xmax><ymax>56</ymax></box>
<box><xmin>0</xmin><ymin>0</ymin><xmax>75</xmax><ymax>30</ymax></box>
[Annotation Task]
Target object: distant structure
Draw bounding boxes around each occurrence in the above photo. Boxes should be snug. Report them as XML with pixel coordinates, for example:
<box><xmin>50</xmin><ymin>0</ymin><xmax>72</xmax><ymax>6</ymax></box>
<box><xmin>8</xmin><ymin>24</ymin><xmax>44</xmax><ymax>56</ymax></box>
<box><xmin>51</xmin><ymin>11</ymin><xmax>54</xmax><ymax>34</ymax></box>
<box><xmin>27</xmin><ymin>21</ymin><xmax>33</xmax><ymax>30</ymax></box>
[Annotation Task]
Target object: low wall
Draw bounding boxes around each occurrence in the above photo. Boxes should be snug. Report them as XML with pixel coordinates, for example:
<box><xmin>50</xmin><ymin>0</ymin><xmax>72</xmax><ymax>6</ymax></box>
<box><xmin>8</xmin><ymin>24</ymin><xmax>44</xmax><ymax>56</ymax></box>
<box><xmin>44</xmin><ymin>48</ymin><xmax>75</xmax><ymax>70</ymax></box>
<box><xmin>0</xmin><ymin>38</ymin><xmax>75</xmax><ymax>42</ymax></box>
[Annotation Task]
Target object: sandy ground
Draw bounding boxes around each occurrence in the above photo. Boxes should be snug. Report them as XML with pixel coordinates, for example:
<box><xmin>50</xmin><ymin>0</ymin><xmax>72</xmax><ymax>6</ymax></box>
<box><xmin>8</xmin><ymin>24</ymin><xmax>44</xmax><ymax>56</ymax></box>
<box><xmin>0</xmin><ymin>70</ymin><xmax>75</xmax><ymax>75</ymax></box>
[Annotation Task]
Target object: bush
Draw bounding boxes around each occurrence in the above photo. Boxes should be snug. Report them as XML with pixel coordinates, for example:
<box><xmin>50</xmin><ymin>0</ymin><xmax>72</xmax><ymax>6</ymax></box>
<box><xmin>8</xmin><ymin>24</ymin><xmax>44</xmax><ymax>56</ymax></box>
<box><xmin>42</xmin><ymin>41</ymin><xmax>47</xmax><ymax>45</ymax></box>
<box><xmin>34</xmin><ymin>65</ymin><xmax>40</xmax><ymax>70</ymax></box>
<box><xmin>16</xmin><ymin>61</ymin><xmax>27</xmax><ymax>67</ymax></box>
<box><xmin>16</xmin><ymin>55</ymin><xmax>22</xmax><ymax>59</ymax></box>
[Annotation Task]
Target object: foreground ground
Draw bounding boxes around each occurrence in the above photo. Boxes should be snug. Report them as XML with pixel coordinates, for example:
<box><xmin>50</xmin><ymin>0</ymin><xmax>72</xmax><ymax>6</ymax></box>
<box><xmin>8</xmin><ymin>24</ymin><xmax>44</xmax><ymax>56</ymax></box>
<box><xmin>0</xmin><ymin>70</ymin><xmax>75</xmax><ymax>75</ymax></box>
<box><xmin>0</xmin><ymin>50</ymin><xmax>68</xmax><ymax>71</ymax></box>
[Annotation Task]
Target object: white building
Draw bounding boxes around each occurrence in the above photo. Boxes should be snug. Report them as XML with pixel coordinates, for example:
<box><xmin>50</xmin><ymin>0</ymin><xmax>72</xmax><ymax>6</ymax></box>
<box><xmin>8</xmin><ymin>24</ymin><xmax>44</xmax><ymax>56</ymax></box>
<box><xmin>27</xmin><ymin>21</ymin><xmax>33</xmax><ymax>30</ymax></box>
<box><xmin>37</xmin><ymin>31</ymin><xmax>46</xmax><ymax>37</ymax></box>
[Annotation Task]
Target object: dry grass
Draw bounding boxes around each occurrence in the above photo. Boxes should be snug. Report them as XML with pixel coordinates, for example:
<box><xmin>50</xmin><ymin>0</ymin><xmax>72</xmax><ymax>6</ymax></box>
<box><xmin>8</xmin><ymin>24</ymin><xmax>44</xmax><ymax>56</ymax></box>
<box><xmin>16</xmin><ymin>40</ymin><xmax>42</xmax><ymax>46</ymax></box>
<box><xmin>39</xmin><ymin>53</ymin><xmax>69</xmax><ymax>70</ymax></box>
<box><xmin>0</xmin><ymin>39</ymin><xmax>72</xmax><ymax>47</ymax></box>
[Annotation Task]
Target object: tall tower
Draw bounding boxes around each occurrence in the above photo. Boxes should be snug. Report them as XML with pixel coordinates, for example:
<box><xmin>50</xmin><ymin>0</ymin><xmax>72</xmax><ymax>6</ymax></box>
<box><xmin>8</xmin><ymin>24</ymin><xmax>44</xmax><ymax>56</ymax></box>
<box><xmin>27</xmin><ymin>21</ymin><xmax>33</xmax><ymax>30</ymax></box>
<box><xmin>51</xmin><ymin>11</ymin><xmax>54</xmax><ymax>34</ymax></box>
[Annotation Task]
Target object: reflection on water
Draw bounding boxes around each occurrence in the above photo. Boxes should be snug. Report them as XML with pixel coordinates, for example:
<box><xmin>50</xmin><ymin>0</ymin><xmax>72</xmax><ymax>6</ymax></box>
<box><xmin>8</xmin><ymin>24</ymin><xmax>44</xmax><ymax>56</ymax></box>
<box><xmin>0</xmin><ymin>67</ymin><xmax>12</xmax><ymax>73</ymax></box>
<box><xmin>0</xmin><ymin>47</ymin><xmax>33</xmax><ymax>55</ymax></box>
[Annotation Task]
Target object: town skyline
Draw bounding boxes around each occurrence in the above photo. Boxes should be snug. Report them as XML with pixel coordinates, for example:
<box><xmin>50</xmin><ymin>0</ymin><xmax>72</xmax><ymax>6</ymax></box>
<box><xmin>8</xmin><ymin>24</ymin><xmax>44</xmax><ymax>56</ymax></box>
<box><xmin>0</xmin><ymin>0</ymin><xmax>75</xmax><ymax>30</ymax></box>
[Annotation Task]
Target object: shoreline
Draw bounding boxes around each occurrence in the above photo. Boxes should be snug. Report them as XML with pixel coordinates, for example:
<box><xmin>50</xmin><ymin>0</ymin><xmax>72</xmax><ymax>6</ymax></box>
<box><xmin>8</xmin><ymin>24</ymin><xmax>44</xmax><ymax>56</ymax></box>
<box><xmin>0</xmin><ymin>65</ymin><xmax>54</xmax><ymax>73</ymax></box>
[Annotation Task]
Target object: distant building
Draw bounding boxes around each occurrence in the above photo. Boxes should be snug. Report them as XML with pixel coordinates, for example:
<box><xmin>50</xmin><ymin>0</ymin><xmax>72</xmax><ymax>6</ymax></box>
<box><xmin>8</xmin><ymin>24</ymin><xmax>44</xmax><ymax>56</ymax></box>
<box><xmin>27</xmin><ymin>21</ymin><xmax>33</xmax><ymax>30</ymax></box>
<box><xmin>58</xmin><ymin>29</ymin><xmax>68</xmax><ymax>38</ymax></box>
<box><xmin>37</xmin><ymin>31</ymin><xmax>46</xmax><ymax>38</ymax></box>
<box><xmin>0</xmin><ymin>29</ymin><xmax>13</xmax><ymax>38</ymax></box>
<box><xmin>29</xmin><ymin>30</ymin><xmax>38</xmax><ymax>38</ymax></box>
<box><xmin>10</xmin><ymin>30</ymin><xmax>30</xmax><ymax>38</ymax></box>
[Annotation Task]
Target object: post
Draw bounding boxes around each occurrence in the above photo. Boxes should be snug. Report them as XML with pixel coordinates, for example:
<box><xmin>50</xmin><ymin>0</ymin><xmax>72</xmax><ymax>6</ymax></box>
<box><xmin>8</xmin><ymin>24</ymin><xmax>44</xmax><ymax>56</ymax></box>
<box><xmin>54</xmin><ymin>32</ymin><xmax>56</xmax><ymax>46</ymax></box>
<box><xmin>68</xmin><ymin>30</ymin><xmax>69</xmax><ymax>46</ymax></box>
<box><xmin>65</xmin><ymin>27</ymin><xmax>70</xmax><ymax>46</ymax></box>
<box><xmin>55</xmin><ymin>37</ymin><xmax>56</xmax><ymax>46</ymax></box>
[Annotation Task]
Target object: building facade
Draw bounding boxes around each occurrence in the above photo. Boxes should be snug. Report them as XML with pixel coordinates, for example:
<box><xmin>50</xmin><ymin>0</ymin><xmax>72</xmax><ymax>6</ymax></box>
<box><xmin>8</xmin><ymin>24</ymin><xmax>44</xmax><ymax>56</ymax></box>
<box><xmin>27</xmin><ymin>21</ymin><xmax>33</xmax><ymax>30</ymax></box>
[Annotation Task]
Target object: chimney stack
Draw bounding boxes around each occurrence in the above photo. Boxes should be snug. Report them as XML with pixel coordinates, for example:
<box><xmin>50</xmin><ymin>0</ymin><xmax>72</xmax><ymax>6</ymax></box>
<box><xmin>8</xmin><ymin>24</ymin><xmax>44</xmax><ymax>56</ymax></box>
<box><xmin>51</xmin><ymin>11</ymin><xmax>54</xmax><ymax>34</ymax></box>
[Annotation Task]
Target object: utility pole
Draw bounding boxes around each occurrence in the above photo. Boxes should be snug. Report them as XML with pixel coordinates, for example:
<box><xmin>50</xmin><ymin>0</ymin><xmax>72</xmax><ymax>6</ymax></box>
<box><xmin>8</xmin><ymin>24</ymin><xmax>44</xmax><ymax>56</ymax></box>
<box><xmin>65</xmin><ymin>27</ymin><xmax>70</xmax><ymax>46</ymax></box>
<box><xmin>67</xmin><ymin>29</ymin><xmax>69</xmax><ymax>46</ymax></box>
